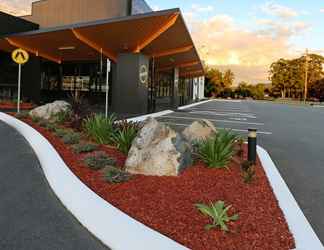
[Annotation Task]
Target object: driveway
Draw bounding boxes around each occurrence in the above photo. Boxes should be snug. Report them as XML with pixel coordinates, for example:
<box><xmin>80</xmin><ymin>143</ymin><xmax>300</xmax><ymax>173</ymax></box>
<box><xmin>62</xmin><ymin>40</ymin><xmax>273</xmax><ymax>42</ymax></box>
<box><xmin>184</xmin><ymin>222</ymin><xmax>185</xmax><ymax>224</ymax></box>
<box><xmin>0</xmin><ymin>121</ymin><xmax>108</xmax><ymax>250</ymax></box>
<box><xmin>156</xmin><ymin>99</ymin><xmax>324</xmax><ymax>245</ymax></box>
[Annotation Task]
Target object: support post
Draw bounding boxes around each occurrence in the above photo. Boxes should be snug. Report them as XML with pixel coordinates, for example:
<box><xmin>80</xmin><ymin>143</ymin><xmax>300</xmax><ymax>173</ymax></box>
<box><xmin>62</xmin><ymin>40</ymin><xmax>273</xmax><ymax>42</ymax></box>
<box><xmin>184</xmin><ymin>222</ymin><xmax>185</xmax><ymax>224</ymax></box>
<box><xmin>17</xmin><ymin>64</ymin><xmax>22</xmax><ymax>113</ymax></box>
<box><xmin>248</xmin><ymin>128</ymin><xmax>257</xmax><ymax>164</ymax></box>
<box><xmin>105</xmin><ymin>59</ymin><xmax>111</xmax><ymax>118</ymax></box>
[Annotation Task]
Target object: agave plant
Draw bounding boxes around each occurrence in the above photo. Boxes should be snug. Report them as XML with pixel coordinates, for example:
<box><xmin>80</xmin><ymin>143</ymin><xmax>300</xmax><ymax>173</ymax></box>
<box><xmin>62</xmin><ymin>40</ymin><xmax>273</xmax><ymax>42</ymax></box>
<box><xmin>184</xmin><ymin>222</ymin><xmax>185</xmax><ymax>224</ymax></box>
<box><xmin>196</xmin><ymin>129</ymin><xmax>239</xmax><ymax>168</ymax></box>
<box><xmin>196</xmin><ymin>201</ymin><xmax>239</xmax><ymax>231</ymax></box>
<box><xmin>83</xmin><ymin>114</ymin><xmax>116</xmax><ymax>145</ymax></box>
<box><xmin>112</xmin><ymin>126</ymin><xmax>138</xmax><ymax>154</ymax></box>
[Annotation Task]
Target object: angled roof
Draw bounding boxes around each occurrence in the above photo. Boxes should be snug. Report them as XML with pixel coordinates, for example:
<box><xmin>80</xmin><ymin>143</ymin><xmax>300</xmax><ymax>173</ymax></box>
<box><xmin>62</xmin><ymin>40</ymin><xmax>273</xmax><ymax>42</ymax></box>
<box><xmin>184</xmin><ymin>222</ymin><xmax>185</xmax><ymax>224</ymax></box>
<box><xmin>0</xmin><ymin>9</ymin><xmax>204</xmax><ymax>77</ymax></box>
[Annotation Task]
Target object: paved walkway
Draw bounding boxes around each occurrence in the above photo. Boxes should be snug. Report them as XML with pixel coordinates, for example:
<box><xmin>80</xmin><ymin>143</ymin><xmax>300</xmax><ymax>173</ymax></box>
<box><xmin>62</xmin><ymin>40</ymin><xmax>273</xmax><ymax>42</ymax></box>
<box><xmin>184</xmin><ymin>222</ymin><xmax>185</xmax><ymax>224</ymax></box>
<box><xmin>0</xmin><ymin>121</ymin><xmax>108</xmax><ymax>250</ymax></box>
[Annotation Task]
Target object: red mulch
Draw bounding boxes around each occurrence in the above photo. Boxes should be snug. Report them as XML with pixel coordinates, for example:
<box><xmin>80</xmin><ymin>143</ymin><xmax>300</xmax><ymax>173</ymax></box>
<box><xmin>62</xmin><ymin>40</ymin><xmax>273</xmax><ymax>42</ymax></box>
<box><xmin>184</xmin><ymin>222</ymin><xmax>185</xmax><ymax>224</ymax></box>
<box><xmin>0</xmin><ymin>102</ymin><xmax>35</xmax><ymax>110</ymax></box>
<box><xmin>23</xmin><ymin>118</ymin><xmax>295</xmax><ymax>250</ymax></box>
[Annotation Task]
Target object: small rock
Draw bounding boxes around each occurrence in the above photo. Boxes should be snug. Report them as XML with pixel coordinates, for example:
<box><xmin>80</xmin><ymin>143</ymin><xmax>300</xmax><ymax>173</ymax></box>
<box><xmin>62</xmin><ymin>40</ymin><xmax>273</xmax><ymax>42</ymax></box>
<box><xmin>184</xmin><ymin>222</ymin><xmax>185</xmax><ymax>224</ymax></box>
<box><xmin>182</xmin><ymin>119</ymin><xmax>217</xmax><ymax>143</ymax></box>
<box><xmin>29</xmin><ymin>100</ymin><xmax>70</xmax><ymax>120</ymax></box>
<box><xmin>125</xmin><ymin>117</ymin><xmax>192</xmax><ymax>176</ymax></box>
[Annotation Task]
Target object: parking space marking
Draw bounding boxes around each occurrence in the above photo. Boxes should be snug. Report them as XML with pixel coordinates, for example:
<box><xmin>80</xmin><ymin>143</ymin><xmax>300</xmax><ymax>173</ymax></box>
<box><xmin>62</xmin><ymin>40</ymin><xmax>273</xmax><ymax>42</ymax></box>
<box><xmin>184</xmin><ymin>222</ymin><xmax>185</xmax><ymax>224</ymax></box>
<box><xmin>188</xmin><ymin>111</ymin><xmax>256</xmax><ymax>118</ymax></box>
<box><xmin>161</xmin><ymin>115</ymin><xmax>264</xmax><ymax>126</ymax></box>
<box><xmin>159</xmin><ymin>121</ymin><xmax>272</xmax><ymax>135</ymax></box>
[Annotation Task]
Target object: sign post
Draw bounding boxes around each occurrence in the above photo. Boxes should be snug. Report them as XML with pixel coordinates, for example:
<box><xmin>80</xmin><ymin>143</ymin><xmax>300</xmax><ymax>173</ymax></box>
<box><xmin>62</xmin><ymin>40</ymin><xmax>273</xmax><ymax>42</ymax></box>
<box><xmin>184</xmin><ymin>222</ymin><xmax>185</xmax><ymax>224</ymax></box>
<box><xmin>11</xmin><ymin>48</ymin><xmax>29</xmax><ymax>113</ymax></box>
<box><xmin>105</xmin><ymin>59</ymin><xmax>111</xmax><ymax>118</ymax></box>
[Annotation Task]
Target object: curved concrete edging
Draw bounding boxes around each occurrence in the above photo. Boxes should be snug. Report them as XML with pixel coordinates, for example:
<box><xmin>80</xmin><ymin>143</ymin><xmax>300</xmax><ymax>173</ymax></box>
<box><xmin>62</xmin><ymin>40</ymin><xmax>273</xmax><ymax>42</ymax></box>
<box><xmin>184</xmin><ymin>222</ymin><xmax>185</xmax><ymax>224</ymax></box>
<box><xmin>0</xmin><ymin>112</ymin><xmax>188</xmax><ymax>250</ymax></box>
<box><xmin>257</xmin><ymin>146</ymin><xmax>324</xmax><ymax>250</ymax></box>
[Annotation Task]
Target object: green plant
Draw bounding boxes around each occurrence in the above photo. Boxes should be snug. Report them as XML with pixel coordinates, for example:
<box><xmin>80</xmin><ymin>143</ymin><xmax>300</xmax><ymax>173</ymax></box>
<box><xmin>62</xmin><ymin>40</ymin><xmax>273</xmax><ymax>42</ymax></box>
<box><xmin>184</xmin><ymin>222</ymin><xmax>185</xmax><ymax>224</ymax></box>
<box><xmin>84</xmin><ymin>152</ymin><xmax>116</xmax><ymax>170</ymax></box>
<box><xmin>236</xmin><ymin>137</ymin><xmax>245</xmax><ymax>159</ymax></box>
<box><xmin>62</xmin><ymin>132</ymin><xmax>80</xmax><ymax>145</ymax></box>
<box><xmin>31</xmin><ymin>115</ymin><xmax>41</xmax><ymax>123</ymax></box>
<box><xmin>54</xmin><ymin>110</ymin><xmax>71</xmax><ymax>124</ymax></box>
<box><xmin>196</xmin><ymin>130</ymin><xmax>239</xmax><ymax>168</ymax></box>
<box><xmin>54</xmin><ymin>128</ymin><xmax>69</xmax><ymax>138</ymax></box>
<box><xmin>112</xmin><ymin>127</ymin><xmax>138</xmax><ymax>154</ymax></box>
<box><xmin>102</xmin><ymin>166</ymin><xmax>131</xmax><ymax>184</ymax></box>
<box><xmin>73</xmin><ymin>143</ymin><xmax>98</xmax><ymax>154</ymax></box>
<box><xmin>241</xmin><ymin>160</ymin><xmax>256</xmax><ymax>183</ymax></box>
<box><xmin>15</xmin><ymin>111</ymin><xmax>29</xmax><ymax>119</ymax></box>
<box><xmin>195</xmin><ymin>201</ymin><xmax>239</xmax><ymax>231</ymax></box>
<box><xmin>45</xmin><ymin>123</ymin><xmax>57</xmax><ymax>132</ymax></box>
<box><xmin>83</xmin><ymin>114</ymin><xmax>116</xmax><ymax>145</ymax></box>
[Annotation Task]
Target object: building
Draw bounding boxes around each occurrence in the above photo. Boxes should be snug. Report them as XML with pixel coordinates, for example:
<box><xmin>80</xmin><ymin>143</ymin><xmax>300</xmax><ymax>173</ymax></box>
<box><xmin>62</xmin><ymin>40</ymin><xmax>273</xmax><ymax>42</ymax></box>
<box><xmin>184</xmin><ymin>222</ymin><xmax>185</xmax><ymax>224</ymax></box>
<box><xmin>0</xmin><ymin>0</ymin><xmax>204</xmax><ymax>116</ymax></box>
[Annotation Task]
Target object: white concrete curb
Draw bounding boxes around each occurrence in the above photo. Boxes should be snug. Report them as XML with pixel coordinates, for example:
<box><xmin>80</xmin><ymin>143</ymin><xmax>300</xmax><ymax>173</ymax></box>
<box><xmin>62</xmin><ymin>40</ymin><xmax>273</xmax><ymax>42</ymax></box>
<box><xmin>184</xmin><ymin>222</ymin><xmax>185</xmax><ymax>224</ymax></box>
<box><xmin>178</xmin><ymin>99</ymin><xmax>214</xmax><ymax>110</ymax></box>
<box><xmin>0</xmin><ymin>112</ymin><xmax>188</xmax><ymax>250</ymax></box>
<box><xmin>257</xmin><ymin>146</ymin><xmax>324</xmax><ymax>250</ymax></box>
<box><xmin>126</xmin><ymin>109</ymin><xmax>173</xmax><ymax>122</ymax></box>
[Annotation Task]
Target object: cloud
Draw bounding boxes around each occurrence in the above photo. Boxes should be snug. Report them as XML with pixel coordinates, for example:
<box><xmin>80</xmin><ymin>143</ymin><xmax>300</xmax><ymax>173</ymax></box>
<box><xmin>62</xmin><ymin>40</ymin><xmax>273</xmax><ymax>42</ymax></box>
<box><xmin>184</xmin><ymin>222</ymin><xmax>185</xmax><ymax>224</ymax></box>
<box><xmin>187</xmin><ymin>14</ymin><xmax>308</xmax><ymax>84</ymax></box>
<box><xmin>260</xmin><ymin>2</ymin><xmax>298</xmax><ymax>18</ymax></box>
<box><xmin>191</xmin><ymin>4</ymin><xmax>214</xmax><ymax>13</ymax></box>
<box><xmin>320</xmin><ymin>8</ymin><xmax>324</xmax><ymax>13</ymax></box>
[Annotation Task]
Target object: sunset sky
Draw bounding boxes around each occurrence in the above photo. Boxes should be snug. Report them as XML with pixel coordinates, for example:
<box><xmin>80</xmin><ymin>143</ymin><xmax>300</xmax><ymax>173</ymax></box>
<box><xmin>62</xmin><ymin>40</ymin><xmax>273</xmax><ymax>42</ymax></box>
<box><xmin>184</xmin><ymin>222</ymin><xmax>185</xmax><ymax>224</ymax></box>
<box><xmin>1</xmin><ymin>0</ymin><xmax>324</xmax><ymax>84</ymax></box>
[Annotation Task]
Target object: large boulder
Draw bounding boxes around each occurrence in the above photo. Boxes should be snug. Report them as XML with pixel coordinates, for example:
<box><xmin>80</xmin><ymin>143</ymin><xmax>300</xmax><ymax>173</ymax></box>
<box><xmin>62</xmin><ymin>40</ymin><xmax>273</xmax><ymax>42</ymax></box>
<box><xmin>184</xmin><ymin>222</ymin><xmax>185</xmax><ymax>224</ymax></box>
<box><xmin>29</xmin><ymin>100</ymin><xmax>70</xmax><ymax>120</ymax></box>
<box><xmin>182</xmin><ymin>119</ymin><xmax>217</xmax><ymax>143</ymax></box>
<box><xmin>125</xmin><ymin>117</ymin><xmax>192</xmax><ymax>176</ymax></box>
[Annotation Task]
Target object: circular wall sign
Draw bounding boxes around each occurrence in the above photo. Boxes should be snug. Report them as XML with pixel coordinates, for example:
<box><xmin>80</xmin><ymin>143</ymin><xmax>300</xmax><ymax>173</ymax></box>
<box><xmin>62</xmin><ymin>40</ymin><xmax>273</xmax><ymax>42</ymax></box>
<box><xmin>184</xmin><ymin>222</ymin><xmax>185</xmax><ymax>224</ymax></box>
<box><xmin>12</xmin><ymin>48</ymin><xmax>29</xmax><ymax>65</ymax></box>
<box><xmin>139</xmin><ymin>64</ymin><xmax>148</xmax><ymax>85</ymax></box>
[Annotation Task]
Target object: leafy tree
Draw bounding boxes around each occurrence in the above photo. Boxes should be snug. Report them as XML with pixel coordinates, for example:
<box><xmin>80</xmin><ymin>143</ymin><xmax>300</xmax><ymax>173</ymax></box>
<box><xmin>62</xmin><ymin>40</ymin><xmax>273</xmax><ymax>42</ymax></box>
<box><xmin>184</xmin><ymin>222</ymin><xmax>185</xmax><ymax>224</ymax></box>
<box><xmin>204</xmin><ymin>67</ymin><xmax>236</xmax><ymax>97</ymax></box>
<box><xmin>223</xmin><ymin>69</ymin><xmax>235</xmax><ymax>88</ymax></box>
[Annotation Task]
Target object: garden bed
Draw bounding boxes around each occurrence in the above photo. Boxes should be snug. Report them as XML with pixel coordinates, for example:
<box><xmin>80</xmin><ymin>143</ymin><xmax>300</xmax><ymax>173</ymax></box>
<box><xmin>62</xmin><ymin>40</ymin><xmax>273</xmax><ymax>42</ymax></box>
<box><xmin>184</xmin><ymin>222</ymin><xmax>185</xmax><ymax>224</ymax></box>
<box><xmin>0</xmin><ymin>101</ymin><xmax>35</xmax><ymax>110</ymax></box>
<box><xmin>18</xmin><ymin>116</ymin><xmax>295</xmax><ymax>250</ymax></box>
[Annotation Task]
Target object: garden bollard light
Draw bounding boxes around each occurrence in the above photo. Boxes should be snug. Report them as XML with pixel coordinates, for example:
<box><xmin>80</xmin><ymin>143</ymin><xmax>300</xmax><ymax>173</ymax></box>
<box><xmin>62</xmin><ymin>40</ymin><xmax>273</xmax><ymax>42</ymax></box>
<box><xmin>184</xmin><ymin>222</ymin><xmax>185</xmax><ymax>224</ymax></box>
<box><xmin>248</xmin><ymin>128</ymin><xmax>257</xmax><ymax>164</ymax></box>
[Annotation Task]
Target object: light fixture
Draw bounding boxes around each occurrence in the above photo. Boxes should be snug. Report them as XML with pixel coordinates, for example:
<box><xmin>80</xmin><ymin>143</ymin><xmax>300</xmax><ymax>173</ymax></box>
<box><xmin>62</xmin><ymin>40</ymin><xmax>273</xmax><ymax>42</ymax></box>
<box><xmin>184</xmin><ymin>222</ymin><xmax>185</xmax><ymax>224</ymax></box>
<box><xmin>58</xmin><ymin>46</ymin><xmax>76</xmax><ymax>51</ymax></box>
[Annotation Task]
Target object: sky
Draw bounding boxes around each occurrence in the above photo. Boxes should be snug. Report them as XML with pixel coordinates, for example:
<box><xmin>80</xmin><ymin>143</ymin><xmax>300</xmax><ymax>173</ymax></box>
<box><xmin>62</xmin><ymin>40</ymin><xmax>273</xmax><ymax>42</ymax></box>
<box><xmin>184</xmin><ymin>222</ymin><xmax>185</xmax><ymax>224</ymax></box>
<box><xmin>1</xmin><ymin>0</ymin><xmax>324</xmax><ymax>84</ymax></box>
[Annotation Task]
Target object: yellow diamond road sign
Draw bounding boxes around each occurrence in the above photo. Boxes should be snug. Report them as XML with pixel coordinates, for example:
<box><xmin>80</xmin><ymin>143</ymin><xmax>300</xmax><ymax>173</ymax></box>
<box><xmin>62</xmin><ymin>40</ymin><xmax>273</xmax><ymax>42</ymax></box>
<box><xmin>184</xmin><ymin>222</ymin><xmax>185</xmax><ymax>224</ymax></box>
<box><xmin>12</xmin><ymin>48</ymin><xmax>29</xmax><ymax>65</ymax></box>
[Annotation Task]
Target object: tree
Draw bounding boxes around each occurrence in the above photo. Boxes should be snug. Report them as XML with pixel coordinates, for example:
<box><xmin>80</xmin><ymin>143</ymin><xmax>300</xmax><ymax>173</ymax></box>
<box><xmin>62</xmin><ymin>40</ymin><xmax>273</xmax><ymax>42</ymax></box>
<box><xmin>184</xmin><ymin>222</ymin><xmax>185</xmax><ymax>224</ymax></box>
<box><xmin>269</xmin><ymin>54</ymin><xmax>324</xmax><ymax>99</ymax></box>
<box><xmin>223</xmin><ymin>69</ymin><xmax>235</xmax><ymax>88</ymax></box>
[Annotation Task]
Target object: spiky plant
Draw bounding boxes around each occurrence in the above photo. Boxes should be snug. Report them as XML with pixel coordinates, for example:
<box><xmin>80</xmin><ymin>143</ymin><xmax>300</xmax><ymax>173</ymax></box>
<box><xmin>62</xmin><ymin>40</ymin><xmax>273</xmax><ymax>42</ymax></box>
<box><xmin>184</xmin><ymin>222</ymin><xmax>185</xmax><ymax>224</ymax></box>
<box><xmin>112</xmin><ymin>127</ymin><xmax>138</xmax><ymax>155</ymax></box>
<box><xmin>196</xmin><ymin>130</ymin><xmax>239</xmax><ymax>168</ymax></box>
<box><xmin>73</xmin><ymin>143</ymin><xmax>98</xmax><ymax>154</ymax></box>
<box><xmin>196</xmin><ymin>201</ymin><xmax>239</xmax><ymax>231</ymax></box>
<box><xmin>84</xmin><ymin>152</ymin><xmax>116</xmax><ymax>170</ymax></box>
<box><xmin>83</xmin><ymin>114</ymin><xmax>116</xmax><ymax>145</ymax></box>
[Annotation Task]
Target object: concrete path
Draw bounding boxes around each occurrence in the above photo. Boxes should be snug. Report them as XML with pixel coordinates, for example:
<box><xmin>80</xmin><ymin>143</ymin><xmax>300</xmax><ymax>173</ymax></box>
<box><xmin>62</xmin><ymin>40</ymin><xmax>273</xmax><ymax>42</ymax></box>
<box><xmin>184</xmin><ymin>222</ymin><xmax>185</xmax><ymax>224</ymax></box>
<box><xmin>0</xmin><ymin>121</ymin><xmax>108</xmax><ymax>250</ymax></box>
<box><xmin>157</xmin><ymin>99</ymin><xmax>324</xmax><ymax>245</ymax></box>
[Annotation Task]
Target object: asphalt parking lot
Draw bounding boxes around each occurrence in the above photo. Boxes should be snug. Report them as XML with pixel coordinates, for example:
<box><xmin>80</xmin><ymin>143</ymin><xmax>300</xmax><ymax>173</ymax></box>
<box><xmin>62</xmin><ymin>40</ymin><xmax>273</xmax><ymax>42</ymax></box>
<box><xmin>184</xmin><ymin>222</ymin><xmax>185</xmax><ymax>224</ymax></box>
<box><xmin>157</xmin><ymin>99</ymin><xmax>324</xmax><ymax>245</ymax></box>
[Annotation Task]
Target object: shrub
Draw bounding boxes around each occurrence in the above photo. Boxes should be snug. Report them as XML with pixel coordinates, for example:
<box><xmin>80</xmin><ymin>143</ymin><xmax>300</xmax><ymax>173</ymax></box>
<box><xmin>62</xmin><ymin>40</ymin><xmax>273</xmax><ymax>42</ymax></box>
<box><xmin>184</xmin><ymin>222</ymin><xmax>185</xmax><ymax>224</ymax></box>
<box><xmin>196</xmin><ymin>130</ymin><xmax>239</xmax><ymax>168</ymax></box>
<box><xmin>45</xmin><ymin>123</ymin><xmax>56</xmax><ymax>132</ymax></box>
<box><xmin>102</xmin><ymin>166</ymin><xmax>131</xmax><ymax>184</ymax></box>
<box><xmin>69</xmin><ymin>93</ymin><xmax>92</xmax><ymax>130</ymax></box>
<box><xmin>62</xmin><ymin>132</ymin><xmax>80</xmax><ymax>145</ymax></box>
<box><xmin>73</xmin><ymin>143</ymin><xmax>98</xmax><ymax>154</ymax></box>
<box><xmin>54</xmin><ymin>110</ymin><xmax>71</xmax><ymax>124</ymax></box>
<box><xmin>31</xmin><ymin>115</ymin><xmax>41</xmax><ymax>123</ymax></box>
<box><xmin>113</xmin><ymin>119</ymin><xmax>142</xmax><ymax>133</ymax></box>
<box><xmin>112</xmin><ymin>127</ymin><xmax>138</xmax><ymax>155</ymax></box>
<box><xmin>241</xmin><ymin>160</ymin><xmax>256</xmax><ymax>183</ymax></box>
<box><xmin>84</xmin><ymin>152</ymin><xmax>116</xmax><ymax>170</ymax></box>
<box><xmin>15</xmin><ymin>111</ymin><xmax>29</xmax><ymax>119</ymax></box>
<box><xmin>83</xmin><ymin>114</ymin><xmax>116</xmax><ymax>145</ymax></box>
<box><xmin>54</xmin><ymin>128</ymin><xmax>69</xmax><ymax>138</ymax></box>
<box><xmin>196</xmin><ymin>201</ymin><xmax>239</xmax><ymax>231</ymax></box>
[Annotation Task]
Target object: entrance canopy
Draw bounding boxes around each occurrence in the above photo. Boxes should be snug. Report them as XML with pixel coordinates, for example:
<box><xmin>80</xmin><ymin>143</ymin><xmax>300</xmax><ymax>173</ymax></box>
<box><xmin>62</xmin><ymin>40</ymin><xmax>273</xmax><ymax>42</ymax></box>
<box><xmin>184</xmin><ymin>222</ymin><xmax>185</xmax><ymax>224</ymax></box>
<box><xmin>0</xmin><ymin>9</ymin><xmax>204</xmax><ymax>77</ymax></box>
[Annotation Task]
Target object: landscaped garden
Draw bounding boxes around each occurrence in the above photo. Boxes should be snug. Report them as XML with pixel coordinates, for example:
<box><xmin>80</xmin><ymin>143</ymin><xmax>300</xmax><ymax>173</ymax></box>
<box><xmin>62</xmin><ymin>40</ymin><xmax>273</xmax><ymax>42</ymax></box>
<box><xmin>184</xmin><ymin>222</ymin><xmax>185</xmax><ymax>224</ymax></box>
<box><xmin>0</xmin><ymin>99</ymin><xmax>35</xmax><ymax>110</ymax></box>
<box><xmin>11</xmin><ymin>98</ymin><xmax>295</xmax><ymax>250</ymax></box>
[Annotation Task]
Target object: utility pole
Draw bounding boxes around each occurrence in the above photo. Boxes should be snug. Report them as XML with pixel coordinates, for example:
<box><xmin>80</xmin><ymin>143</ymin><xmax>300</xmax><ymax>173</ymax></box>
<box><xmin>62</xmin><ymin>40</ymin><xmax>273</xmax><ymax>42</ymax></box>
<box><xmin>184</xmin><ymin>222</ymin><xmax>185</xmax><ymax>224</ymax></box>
<box><xmin>304</xmin><ymin>49</ymin><xmax>309</xmax><ymax>104</ymax></box>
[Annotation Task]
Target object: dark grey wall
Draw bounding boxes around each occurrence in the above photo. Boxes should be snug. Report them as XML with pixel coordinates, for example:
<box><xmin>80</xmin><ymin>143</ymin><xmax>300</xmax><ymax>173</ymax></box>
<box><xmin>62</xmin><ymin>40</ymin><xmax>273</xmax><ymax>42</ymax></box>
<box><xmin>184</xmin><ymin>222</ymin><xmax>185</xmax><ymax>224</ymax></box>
<box><xmin>0</xmin><ymin>12</ymin><xmax>40</xmax><ymax>102</ymax></box>
<box><xmin>0</xmin><ymin>11</ymin><xmax>38</xmax><ymax>36</ymax></box>
<box><xmin>112</xmin><ymin>53</ymin><xmax>149</xmax><ymax>116</ymax></box>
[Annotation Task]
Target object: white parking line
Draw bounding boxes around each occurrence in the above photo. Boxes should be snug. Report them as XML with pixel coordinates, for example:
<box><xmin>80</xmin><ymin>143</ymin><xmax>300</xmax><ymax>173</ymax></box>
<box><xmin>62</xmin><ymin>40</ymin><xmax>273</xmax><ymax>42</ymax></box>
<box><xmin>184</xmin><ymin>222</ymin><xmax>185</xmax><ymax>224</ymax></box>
<box><xmin>160</xmin><ymin>121</ymin><xmax>272</xmax><ymax>135</ymax></box>
<box><xmin>188</xmin><ymin>111</ymin><xmax>256</xmax><ymax>118</ymax></box>
<box><xmin>161</xmin><ymin>115</ymin><xmax>264</xmax><ymax>126</ymax></box>
<box><xmin>229</xmin><ymin>117</ymin><xmax>248</xmax><ymax>121</ymax></box>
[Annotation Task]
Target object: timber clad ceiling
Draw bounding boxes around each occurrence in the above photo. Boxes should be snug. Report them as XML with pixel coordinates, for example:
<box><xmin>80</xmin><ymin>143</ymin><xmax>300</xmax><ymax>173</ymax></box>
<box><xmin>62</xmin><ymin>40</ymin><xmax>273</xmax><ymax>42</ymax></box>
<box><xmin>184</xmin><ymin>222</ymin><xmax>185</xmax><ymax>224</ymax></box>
<box><xmin>0</xmin><ymin>9</ymin><xmax>204</xmax><ymax>77</ymax></box>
